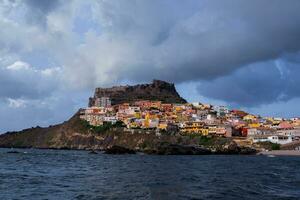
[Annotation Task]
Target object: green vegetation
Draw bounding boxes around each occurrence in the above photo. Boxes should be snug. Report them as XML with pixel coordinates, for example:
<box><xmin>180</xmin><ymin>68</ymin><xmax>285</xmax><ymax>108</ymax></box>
<box><xmin>271</xmin><ymin>143</ymin><xmax>281</xmax><ymax>150</ymax></box>
<box><xmin>80</xmin><ymin>120</ymin><xmax>125</xmax><ymax>133</ymax></box>
<box><xmin>186</xmin><ymin>133</ymin><xmax>200</xmax><ymax>139</ymax></box>
<box><xmin>257</xmin><ymin>141</ymin><xmax>281</xmax><ymax>150</ymax></box>
<box><xmin>198</xmin><ymin>136</ymin><xmax>213</xmax><ymax>146</ymax></box>
<box><xmin>14</xmin><ymin>140</ymin><xmax>25</xmax><ymax>147</ymax></box>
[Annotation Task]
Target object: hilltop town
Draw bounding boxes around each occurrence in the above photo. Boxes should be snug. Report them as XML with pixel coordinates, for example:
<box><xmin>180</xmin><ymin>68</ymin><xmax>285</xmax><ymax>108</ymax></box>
<box><xmin>81</xmin><ymin>80</ymin><xmax>300</xmax><ymax>150</ymax></box>
<box><xmin>1</xmin><ymin>80</ymin><xmax>300</xmax><ymax>153</ymax></box>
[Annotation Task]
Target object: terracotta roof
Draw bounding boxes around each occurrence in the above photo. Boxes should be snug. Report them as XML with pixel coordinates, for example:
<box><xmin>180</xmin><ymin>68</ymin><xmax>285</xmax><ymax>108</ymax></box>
<box><xmin>279</xmin><ymin>122</ymin><xmax>293</xmax><ymax>129</ymax></box>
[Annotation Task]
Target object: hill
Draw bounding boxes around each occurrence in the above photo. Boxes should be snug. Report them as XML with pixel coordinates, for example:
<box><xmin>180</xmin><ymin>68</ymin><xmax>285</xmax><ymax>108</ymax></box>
<box><xmin>0</xmin><ymin>111</ymin><xmax>255</xmax><ymax>154</ymax></box>
<box><xmin>0</xmin><ymin>80</ymin><xmax>256</xmax><ymax>154</ymax></box>
<box><xmin>89</xmin><ymin>79</ymin><xmax>187</xmax><ymax>106</ymax></box>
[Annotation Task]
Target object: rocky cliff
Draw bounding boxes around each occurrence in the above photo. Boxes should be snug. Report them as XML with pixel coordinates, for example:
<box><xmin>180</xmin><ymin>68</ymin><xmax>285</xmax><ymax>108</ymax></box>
<box><xmin>89</xmin><ymin>79</ymin><xmax>187</xmax><ymax>106</ymax></box>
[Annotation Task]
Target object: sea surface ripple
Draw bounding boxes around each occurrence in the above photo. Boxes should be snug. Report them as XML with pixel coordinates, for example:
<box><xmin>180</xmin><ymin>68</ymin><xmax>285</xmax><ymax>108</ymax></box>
<box><xmin>0</xmin><ymin>148</ymin><xmax>300</xmax><ymax>200</ymax></box>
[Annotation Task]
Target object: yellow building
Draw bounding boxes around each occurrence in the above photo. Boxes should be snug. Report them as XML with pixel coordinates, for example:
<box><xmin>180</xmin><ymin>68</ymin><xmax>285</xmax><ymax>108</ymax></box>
<box><xmin>128</xmin><ymin>121</ymin><xmax>139</xmax><ymax>129</ymax></box>
<box><xmin>181</xmin><ymin>122</ymin><xmax>206</xmax><ymax>135</ymax></box>
<box><xmin>248</xmin><ymin>123</ymin><xmax>260</xmax><ymax>128</ymax></box>
<box><xmin>144</xmin><ymin>118</ymin><xmax>150</xmax><ymax>128</ymax></box>
<box><xmin>208</xmin><ymin>126</ymin><xmax>217</xmax><ymax>134</ymax></box>
<box><xmin>243</xmin><ymin>114</ymin><xmax>257</xmax><ymax>121</ymax></box>
<box><xmin>200</xmin><ymin>128</ymin><xmax>209</xmax><ymax>136</ymax></box>
<box><xmin>150</xmin><ymin>101</ymin><xmax>162</xmax><ymax>108</ymax></box>
<box><xmin>134</xmin><ymin>112</ymin><xmax>141</xmax><ymax>119</ymax></box>
<box><xmin>158</xmin><ymin>122</ymin><xmax>168</xmax><ymax>130</ymax></box>
<box><xmin>174</xmin><ymin>106</ymin><xmax>183</xmax><ymax>112</ymax></box>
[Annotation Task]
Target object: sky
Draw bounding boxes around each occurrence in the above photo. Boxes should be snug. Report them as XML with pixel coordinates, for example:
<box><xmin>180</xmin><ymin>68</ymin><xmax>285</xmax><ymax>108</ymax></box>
<box><xmin>1</xmin><ymin>0</ymin><xmax>300</xmax><ymax>133</ymax></box>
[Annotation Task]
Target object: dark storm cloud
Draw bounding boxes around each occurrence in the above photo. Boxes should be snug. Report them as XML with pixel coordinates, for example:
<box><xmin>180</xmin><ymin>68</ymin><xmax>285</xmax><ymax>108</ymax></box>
<box><xmin>0</xmin><ymin>63</ymin><xmax>60</xmax><ymax>100</ymax></box>
<box><xmin>197</xmin><ymin>57</ymin><xmax>300</xmax><ymax>107</ymax></box>
<box><xmin>23</xmin><ymin>0</ymin><xmax>62</xmax><ymax>25</ymax></box>
<box><xmin>25</xmin><ymin>0</ymin><xmax>60</xmax><ymax>12</ymax></box>
<box><xmin>121</xmin><ymin>0</ymin><xmax>300</xmax><ymax>83</ymax></box>
<box><xmin>6</xmin><ymin>0</ymin><xmax>300</xmax><ymax>90</ymax></box>
<box><xmin>60</xmin><ymin>0</ymin><xmax>299</xmax><ymax>94</ymax></box>
<box><xmin>82</xmin><ymin>0</ymin><xmax>300</xmax><ymax>107</ymax></box>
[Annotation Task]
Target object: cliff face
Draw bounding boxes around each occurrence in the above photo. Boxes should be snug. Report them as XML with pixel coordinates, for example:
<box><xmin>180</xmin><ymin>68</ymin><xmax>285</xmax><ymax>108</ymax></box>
<box><xmin>89</xmin><ymin>80</ymin><xmax>187</xmax><ymax>106</ymax></box>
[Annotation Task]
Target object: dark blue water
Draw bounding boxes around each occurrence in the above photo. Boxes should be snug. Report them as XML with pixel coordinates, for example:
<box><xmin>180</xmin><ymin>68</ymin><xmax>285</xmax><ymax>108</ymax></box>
<box><xmin>0</xmin><ymin>149</ymin><xmax>299</xmax><ymax>200</ymax></box>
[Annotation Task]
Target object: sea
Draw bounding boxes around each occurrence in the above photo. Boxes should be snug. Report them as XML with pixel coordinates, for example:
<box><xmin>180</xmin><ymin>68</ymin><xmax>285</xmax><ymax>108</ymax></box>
<box><xmin>0</xmin><ymin>148</ymin><xmax>299</xmax><ymax>200</ymax></box>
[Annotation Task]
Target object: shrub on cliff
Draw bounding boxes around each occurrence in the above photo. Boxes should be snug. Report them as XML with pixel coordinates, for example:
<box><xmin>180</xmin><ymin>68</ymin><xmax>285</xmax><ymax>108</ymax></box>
<box><xmin>256</xmin><ymin>141</ymin><xmax>281</xmax><ymax>150</ymax></box>
<box><xmin>271</xmin><ymin>143</ymin><xmax>281</xmax><ymax>150</ymax></box>
<box><xmin>198</xmin><ymin>136</ymin><xmax>213</xmax><ymax>146</ymax></box>
<box><xmin>80</xmin><ymin>120</ymin><xmax>125</xmax><ymax>133</ymax></box>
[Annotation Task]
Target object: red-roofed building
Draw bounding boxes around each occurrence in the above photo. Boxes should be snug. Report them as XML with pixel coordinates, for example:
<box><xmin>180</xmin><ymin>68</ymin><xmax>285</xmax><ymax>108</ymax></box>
<box><xmin>231</xmin><ymin>110</ymin><xmax>248</xmax><ymax>118</ymax></box>
<box><xmin>278</xmin><ymin>121</ymin><xmax>293</xmax><ymax>129</ymax></box>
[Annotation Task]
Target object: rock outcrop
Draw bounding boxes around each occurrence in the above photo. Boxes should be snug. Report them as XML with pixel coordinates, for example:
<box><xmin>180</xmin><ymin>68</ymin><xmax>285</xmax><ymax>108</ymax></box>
<box><xmin>105</xmin><ymin>145</ymin><xmax>136</xmax><ymax>154</ymax></box>
<box><xmin>144</xmin><ymin>144</ymin><xmax>212</xmax><ymax>155</ymax></box>
<box><xmin>89</xmin><ymin>79</ymin><xmax>187</xmax><ymax>106</ymax></box>
<box><xmin>211</xmin><ymin>140</ymin><xmax>257</xmax><ymax>155</ymax></box>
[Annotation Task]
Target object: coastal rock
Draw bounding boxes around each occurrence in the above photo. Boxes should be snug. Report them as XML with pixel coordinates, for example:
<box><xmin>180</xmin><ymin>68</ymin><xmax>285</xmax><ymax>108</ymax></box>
<box><xmin>213</xmin><ymin>141</ymin><xmax>256</xmax><ymax>155</ymax></box>
<box><xmin>239</xmin><ymin>147</ymin><xmax>257</xmax><ymax>155</ymax></box>
<box><xmin>7</xmin><ymin>150</ymin><xmax>20</xmax><ymax>154</ymax></box>
<box><xmin>146</xmin><ymin>144</ymin><xmax>211</xmax><ymax>155</ymax></box>
<box><xmin>88</xmin><ymin>150</ymin><xmax>98</xmax><ymax>154</ymax></box>
<box><xmin>104</xmin><ymin>145</ymin><xmax>136</xmax><ymax>154</ymax></box>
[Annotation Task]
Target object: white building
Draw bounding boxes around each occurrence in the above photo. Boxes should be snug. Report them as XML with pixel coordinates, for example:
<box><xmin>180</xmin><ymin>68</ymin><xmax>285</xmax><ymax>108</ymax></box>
<box><xmin>192</xmin><ymin>102</ymin><xmax>202</xmax><ymax>108</ymax></box>
<box><xmin>252</xmin><ymin>135</ymin><xmax>292</xmax><ymax>145</ymax></box>
<box><xmin>213</xmin><ymin>105</ymin><xmax>229</xmax><ymax>117</ymax></box>
<box><xmin>104</xmin><ymin>116</ymin><xmax>118</xmax><ymax>124</ymax></box>
<box><xmin>95</xmin><ymin>97</ymin><xmax>111</xmax><ymax>107</ymax></box>
<box><xmin>149</xmin><ymin>119</ymin><xmax>159</xmax><ymax>128</ymax></box>
<box><xmin>126</xmin><ymin>107</ymin><xmax>140</xmax><ymax>115</ymax></box>
<box><xmin>247</xmin><ymin>128</ymin><xmax>275</xmax><ymax>136</ymax></box>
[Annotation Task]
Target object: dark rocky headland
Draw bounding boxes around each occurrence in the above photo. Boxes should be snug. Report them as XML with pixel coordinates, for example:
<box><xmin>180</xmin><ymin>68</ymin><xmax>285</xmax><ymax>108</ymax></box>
<box><xmin>0</xmin><ymin>80</ymin><xmax>256</xmax><ymax>155</ymax></box>
<box><xmin>0</xmin><ymin>113</ymin><xmax>256</xmax><ymax>155</ymax></box>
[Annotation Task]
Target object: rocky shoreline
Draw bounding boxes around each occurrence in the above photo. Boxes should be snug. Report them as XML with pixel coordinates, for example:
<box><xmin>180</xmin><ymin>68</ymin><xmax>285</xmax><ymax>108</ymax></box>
<box><xmin>17</xmin><ymin>141</ymin><xmax>258</xmax><ymax>155</ymax></box>
<box><xmin>103</xmin><ymin>143</ymin><xmax>257</xmax><ymax>155</ymax></box>
<box><xmin>1</xmin><ymin>144</ymin><xmax>257</xmax><ymax>155</ymax></box>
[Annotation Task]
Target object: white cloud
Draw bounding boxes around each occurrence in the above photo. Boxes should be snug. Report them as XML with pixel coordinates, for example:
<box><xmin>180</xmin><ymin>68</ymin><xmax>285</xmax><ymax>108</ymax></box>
<box><xmin>41</xmin><ymin>67</ymin><xmax>61</xmax><ymax>76</ymax></box>
<box><xmin>0</xmin><ymin>90</ymin><xmax>89</xmax><ymax>133</ymax></box>
<box><xmin>6</xmin><ymin>61</ymin><xmax>30</xmax><ymax>70</ymax></box>
<box><xmin>7</xmin><ymin>98</ymin><xmax>27</xmax><ymax>108</ymax></box>
<box><xmin>0</xmin><ymin>60</ymin><xmax>62</xmax><ymax>99</ymax></box>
